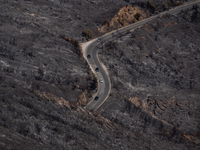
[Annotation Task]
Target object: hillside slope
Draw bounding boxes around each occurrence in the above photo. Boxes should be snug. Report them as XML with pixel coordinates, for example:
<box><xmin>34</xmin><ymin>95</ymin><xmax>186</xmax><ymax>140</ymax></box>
<box><xmin>99</xmin><ymin>5</ymin><xmax>200</xmax><ymax>149</ymax></box>
<box><xmin>0</xmin><ymin>0</ymin><xmax>200</xmax><ymax>150</ymax></box>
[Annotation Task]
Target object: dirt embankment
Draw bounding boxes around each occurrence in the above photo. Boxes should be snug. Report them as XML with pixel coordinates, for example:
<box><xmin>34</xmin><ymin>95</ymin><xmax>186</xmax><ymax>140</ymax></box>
<box><xmin>98</xmin><ymin>5</ymin><xmax>150</xmax><ymax>33</ymax></box>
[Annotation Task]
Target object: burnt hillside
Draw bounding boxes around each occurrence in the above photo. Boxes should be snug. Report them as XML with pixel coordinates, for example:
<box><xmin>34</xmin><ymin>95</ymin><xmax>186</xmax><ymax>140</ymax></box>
<box><xmin>0</xmin><ymin>0</ymin><xmax>200</xmax><ymax>150</ymax></box>
<box><xmin>99</xmin><ymin>5</ymin><xmax>200</xmax><ymax>149</ymax></box>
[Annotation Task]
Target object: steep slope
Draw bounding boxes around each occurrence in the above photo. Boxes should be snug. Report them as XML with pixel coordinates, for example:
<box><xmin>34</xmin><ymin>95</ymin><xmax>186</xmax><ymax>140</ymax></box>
<box><xmin>98</xmin><ymin>5</ymin><xmax>200</xmax><ymax>148</ymax></box>
<box><xmin>0</xmin><ymin>0</ymin><xmax>200</xmax><ymax>149</ymax></box>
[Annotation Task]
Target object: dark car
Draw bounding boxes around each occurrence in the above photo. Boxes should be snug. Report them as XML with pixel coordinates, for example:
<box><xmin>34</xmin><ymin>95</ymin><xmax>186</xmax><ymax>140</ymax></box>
<box><xmin>87</xmin><ymin>54</ymin><xmax>91</xmax><ymax>58</ymax></box>
<box><xmin>95</xmin><ymin>67</ymin><xmax>99</xmax><ymax>72</ymax></box>
<box><xmin>97</xmin><ymin>38</ymin><xmax>101</xmax><ymax>42</ymax></box>
<box><xmin>94</xmin><ymin>96</ymin><xmax>98</xmax><ymax>100</ymax></box>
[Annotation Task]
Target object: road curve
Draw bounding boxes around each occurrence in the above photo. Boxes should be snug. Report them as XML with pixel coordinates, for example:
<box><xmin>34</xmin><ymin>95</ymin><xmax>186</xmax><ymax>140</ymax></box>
<box><xmin>82</xmin><ymin>0</ymin><xmax>200</xmax><ymax>111</ymax></box>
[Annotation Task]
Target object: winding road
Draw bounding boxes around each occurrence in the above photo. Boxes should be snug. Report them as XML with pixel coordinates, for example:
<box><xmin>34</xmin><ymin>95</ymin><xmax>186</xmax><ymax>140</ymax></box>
<box><xmin>82</xmin><ymin>0</ymin><xmax>200</xmax><ymax>111</ymax></box>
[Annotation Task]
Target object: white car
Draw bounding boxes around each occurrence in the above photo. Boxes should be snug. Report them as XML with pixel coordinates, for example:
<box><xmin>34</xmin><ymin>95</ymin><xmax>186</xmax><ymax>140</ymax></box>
<box><xmin>99</xmin><ymin>78</ymin><xmax>103</xmax><ymax>83</ymax></box>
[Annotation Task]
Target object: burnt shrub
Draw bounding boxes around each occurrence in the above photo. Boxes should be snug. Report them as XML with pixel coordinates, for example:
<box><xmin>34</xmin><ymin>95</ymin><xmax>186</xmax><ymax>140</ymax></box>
<box><xmin>102</xmin><ymin>19</ymin><xmax>110</xmax><ymax>26</ymax></box>
<box><xmin>162</xmin><ymin>3</ymin><xmax>169</xmax><ymax>11</ymax></box>
<box><xmin>62</xmin><ymin>36</ymin><xmax>81</xmax><ymax>56</ymax></box>
<box><xmin>147</xmin><ymin>1</ymin><xmax>156</xmax><ymax>13</ymax></box>
<box><xmin>134</xmin><ymin>13</ymin><xmax>141</xmax><ymax>20</ymax></box>
<box><xmin>191</xmin><ymin>5</ymin><xmax>199</xmax><ymax>22</ymax></box>
<box><xmin>62</xmin><ymin>36</ymin><xmax>79</xmax><ymax>48</ymax></box>
<box><xmin>18</xmin><ymin>123</ymin><xmax>29</xmax><ymax>136</ymax></box>
<box><xmin>167</xmin><ymin>0</ymin><xmax>173</xmax><ymax>6</ymax></box>
<box><xmin>174</xmin><ymin>0</ymin><xmax>184</xmax><ymax>6</ymax></box>
<box><xmin>38</xmin><ymin>68</ymin><xmax>44</xmax><ymax>77</ymax></box>
<box><xmin>71</xmin><ymin>39</ymin><xmax>79</xmax><ymax>47</ymax></box>
<box><xmin>195</xmin><ymin>131</ymin><xmax>200</xmax><ymax>139</ymax></box>
<box><xmin>117</xmin><ymin>16</ymin><xmax>124</xmax><ymax>26</ymax></box>
<box><xmin>135</xmin><ymin>1</ymin><xmax>146</xmax><ymax>8</ymax></box>
<box><xmin>82</xmin><ymin>29</ymin><xmax>93</xmax><ymax>40</ymax></box>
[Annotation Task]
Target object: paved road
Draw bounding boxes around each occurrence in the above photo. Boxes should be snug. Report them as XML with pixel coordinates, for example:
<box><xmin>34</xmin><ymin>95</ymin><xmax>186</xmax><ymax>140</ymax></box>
<box><xmin>83</xmin><ymin>0</ymin><xmax>200</xmax><ymax>111</ymax></box>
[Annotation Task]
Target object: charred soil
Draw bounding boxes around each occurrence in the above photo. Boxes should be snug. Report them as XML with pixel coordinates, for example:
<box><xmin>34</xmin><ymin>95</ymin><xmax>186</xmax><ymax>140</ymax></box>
<box><xmin>0</xmin><ymin>0</ymin><xmax>200</xmax><ymax>150</ymax></box>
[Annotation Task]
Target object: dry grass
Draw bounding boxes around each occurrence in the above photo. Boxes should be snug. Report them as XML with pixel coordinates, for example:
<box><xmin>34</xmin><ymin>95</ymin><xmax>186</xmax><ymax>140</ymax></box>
<box><xmin>183</xmin><ymin>133</ymin><xmax>196</xmax><ymax>143</ymax></box>
<box><xmin>163</xmin><ymin>22</ymin><xmax>178</xmax><ymax>28</ymax></box>
<box><xmin>62</xmin><ymin>36</ymin><xmax>79</xmax><ymax>47</ymax></box>
<box><xmin>77</xmin><ymin>92</ymin><xmax>88</xmax><ymax>106</ymax></box>
<box><xmin>34</xmin><ymin>90</ymin><xmax>70</xmax><ymax>108</ymax></box>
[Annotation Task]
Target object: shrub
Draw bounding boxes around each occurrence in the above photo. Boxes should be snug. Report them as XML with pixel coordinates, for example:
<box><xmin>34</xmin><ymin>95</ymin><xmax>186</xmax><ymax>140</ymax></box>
<box><xmin>62</xmin><ymin>36</ymin><xmax>79</xmax><ymax>47</ymax></box>
<box><xmin>132</xmin><ymin>17</ymin><xmax>137</xmax><ymax>23</ymax></box>
<box><xmin>167</xmin><ymin>0</ymin><xmax>172</xmax><ymax>6</ymax></box>
<box><xmin>117</xmin><ymin>16</ymin><xmax>124</xmax><ymax>26</ymax></box>
<box><xmin>162</xmin><ymin>3</ymin><xmax>169</xmax><ymax>11</ymax></box>
<box><xmin>147</xmin><ymin>1</ymin><xmax>156</xmax><ymax>13</ymax></box>
<box><xmin>82</xmin><ymin>29</ymin><xmax>93</xmax><ymax>40</ymax></box>
<box><xmin>102</xmin><ymin>19</ymin><xmax>109</xmax><ymax>26</ymax></box>
<box><xmin>135</xmin><ymin>1</ymin><xmax>146</xmax><ymax>8</ymax></box>
<box><xmin>70</xmin><ymin>38</ymin><xmax>79</xmax><ymax>47</ymax></box>
<box><xmin>191</xmin><ymin>5</ymin><xmax>199</xmax><ymax>22</ymax></box>
<box><xmin>174</xmin><ymin>0</ymin><xmax>184</xmax><ymax>6</ymax></box>
<box><xmin>134</xmin><ymin>13</ymin><xmax>141</xmax><ymax>20</ymax></box>
<box><xmin>195</xmin><ymin>131</ymin><xmax>200</xmax><ymax>138</ymax></box>
<box><xmin>62</xmin><ymin>36</ymin><xmax>81</xmax><ymax>56</ymax></box>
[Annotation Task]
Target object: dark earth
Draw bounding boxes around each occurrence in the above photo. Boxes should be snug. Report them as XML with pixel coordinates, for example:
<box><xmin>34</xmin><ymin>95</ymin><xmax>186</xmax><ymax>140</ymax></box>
<box><xmin>0</xmin><ymin>0</ymin><xmax>200</xmax><ymax>150</ymax></box>
<box><xmin>99</xmin><ymin>4</ymin><xmax>200</xmax><ymax>149</ymax></box>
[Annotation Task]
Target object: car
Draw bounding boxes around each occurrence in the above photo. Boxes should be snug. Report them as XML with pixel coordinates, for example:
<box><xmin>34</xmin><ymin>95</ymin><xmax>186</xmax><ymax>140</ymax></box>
<box><xmin>87</xmin><ymin>54</ymin><xmax>91</xmax><ymax>58</ymax></box>
<box><xmin>97</xmin><ymin>38</ymin><xmax>101</xmax><ymax>42</ymax></box>
<box><xmin>99</xmin><ymin>78</ymin><xmax>103</xmax><ymax>83</ymax></box>
<box><xmin>95</xmin><ymin>67</ymin><xmax>99</xmax><ymax>72</ymax></box>
<box><xmin>94</xmin><ymin>96</ymin><xmax>98</xmax><ymax>100</ymax></box>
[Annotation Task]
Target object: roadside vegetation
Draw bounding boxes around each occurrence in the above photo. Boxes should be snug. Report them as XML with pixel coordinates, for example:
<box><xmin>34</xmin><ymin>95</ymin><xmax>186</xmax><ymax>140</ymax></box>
<box><xmin>82</xmin><ymin>29</ymin><xmax>93</xmax><ymax>40</ymax></box>
<box><xmin>62</xmin><ymin>36</ymin><xmax>82</xmax><ymax>56</ymax></box>
<box><xmin>62</xmin><ymin>36</ymin><xmax>79</xmax><ymax>47</ymax></box>
<box><xmin>147</xmin><ymin>1</ymin><xmax>156</xmax><ymax>13</ymax></box>
<box><xmin>134</xmin><ymin>13</ymin><xmax>141</xmax><ymax>20</ymax></box>
<box><xmin>117</xmin><ymin>16</ymin><xmax>125</xmax><ymax>26</ymax></box>
<box><xmin>162</xmin><ymin>3</ymin><xmax>169</xmax><ymax>11</ymax></box>
<box><xmin>102</xmin><ymin>19</ymin><xmax>110</xmax><ymax>26</ymax></box>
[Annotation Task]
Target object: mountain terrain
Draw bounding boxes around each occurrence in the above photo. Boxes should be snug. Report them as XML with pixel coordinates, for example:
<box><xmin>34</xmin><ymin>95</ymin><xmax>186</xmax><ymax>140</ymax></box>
<box><xmin>0</xmin><ymin>0</ymin><xmax>200</xmax><ymax>150</ymax></box>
